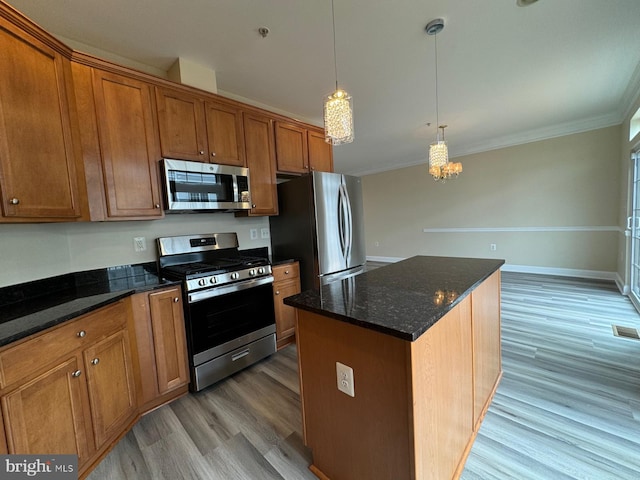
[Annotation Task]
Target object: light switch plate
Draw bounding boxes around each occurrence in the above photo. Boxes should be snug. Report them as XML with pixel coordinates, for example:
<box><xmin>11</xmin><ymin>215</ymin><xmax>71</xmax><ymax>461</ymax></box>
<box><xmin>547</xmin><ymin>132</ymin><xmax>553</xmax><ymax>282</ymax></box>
<box><xmin>336</xmin><ymin>362</ymin><xmax>355</xmax><ymax>397</ymax></box>
<box><xmin>260</xmin><ymin>227</ymin><xmax>270</xmax><ymax>239</ymax></box>
<box><xmin>250</xmin><ymin>228</ymin><xmax>258</xmax><ymax>240</ymax></box>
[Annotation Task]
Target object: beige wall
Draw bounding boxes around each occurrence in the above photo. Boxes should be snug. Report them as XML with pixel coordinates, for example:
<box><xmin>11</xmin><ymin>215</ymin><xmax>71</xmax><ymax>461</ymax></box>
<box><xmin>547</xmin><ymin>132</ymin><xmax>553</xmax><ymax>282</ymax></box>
<box><xmin>362</xmin><ymin>126</ymin><xmax>621</xmax><ymax>277</ymax></box>
<box><xmin>0</xmin><ymin>214</ymin><xmax>270</xmax><ymax>288</ymax></box>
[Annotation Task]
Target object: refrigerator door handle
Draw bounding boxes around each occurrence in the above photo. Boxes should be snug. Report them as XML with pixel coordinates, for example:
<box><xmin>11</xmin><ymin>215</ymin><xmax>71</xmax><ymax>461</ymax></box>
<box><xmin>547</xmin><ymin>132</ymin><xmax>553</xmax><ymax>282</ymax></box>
<box><xmin>338</xmin><ymin>184</ymin><xmax>348</xmax><ymax>261</ymax></box>
<box><xmin>342</xmin><ymin>183</ymin><xmax>353</xmax><ymax>262</ymax></box>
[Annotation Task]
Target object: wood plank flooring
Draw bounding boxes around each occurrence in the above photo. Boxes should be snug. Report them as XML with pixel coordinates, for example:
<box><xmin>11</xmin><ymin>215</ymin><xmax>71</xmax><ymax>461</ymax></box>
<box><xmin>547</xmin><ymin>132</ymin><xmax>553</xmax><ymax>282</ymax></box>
<box><xmin>88</xmin><ymin>272</ymin><xmax>640</xmax><ymax>480</ymax></box>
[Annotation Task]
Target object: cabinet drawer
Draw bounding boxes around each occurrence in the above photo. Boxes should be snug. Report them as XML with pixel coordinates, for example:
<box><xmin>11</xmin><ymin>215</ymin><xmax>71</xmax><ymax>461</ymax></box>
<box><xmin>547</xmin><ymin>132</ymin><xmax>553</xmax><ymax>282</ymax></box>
<box><xmin>0</xmin><ymin>301</ymin><xmax>126</xmax><ymax>388</ymax></box>
<box><xmin>272</xmin><ymin>262</ymin><xmax>300</xmax><ymax>283</ymax></box>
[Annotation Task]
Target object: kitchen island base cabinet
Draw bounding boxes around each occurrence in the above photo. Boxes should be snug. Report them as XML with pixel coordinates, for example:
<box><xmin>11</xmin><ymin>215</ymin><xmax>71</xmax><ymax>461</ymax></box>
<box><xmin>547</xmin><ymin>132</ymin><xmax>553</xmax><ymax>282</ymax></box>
<box><xmin>295</xmin><ymin>271</ymin><xmax>502</xmax><ymax>480</ymax></box>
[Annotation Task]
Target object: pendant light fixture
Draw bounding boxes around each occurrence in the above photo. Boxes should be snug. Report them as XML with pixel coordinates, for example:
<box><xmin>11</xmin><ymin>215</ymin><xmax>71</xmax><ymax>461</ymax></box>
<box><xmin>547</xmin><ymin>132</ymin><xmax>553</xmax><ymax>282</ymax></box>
<box><xmin>324</xmin><ymin>0</ymin><xmax>354</xmax><ymax>145</ymax></box>
<box><xmin>426</xmin><ymin>18</ymin><xmax>462</xmax><ymax>181</ymax></box>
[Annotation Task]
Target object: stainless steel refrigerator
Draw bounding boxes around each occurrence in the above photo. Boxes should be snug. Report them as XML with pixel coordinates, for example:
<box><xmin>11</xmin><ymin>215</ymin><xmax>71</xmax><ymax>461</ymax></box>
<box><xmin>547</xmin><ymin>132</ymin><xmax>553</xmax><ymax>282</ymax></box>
<box><xmin>269</xmin><ymin>172</ymin><xmax>366</xmax><ymax>292</ymax></box>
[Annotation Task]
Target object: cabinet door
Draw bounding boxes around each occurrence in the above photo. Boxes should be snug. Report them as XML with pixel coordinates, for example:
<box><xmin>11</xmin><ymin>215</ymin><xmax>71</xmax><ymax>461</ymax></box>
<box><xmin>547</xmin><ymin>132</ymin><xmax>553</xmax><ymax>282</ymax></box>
<box><xmin>0</xmin><ymin>18</ymin><xmax>80</xmax><ymax>219</ymax></box>
<box><xmin>148</xmin><ymin>288</ymin><xmax>189</xmax><ymax>395</ymax></box>
<box><xmin>471</xmin><ymin>271</ymin><xmax>502</xmax><ymax>429</ymax></box>
<box><xmin>275</xmin><ymin>121</ymin><xmax>308</xmax><ymax>174</ymax></box>
<box><xmin>205</xmin><ymin>101</ymin><xmax>246</xmax><ymax>166</ymax></box>
<box><xmin>92</xmin><ymin>70</ymin><xmax>163</xmax><ymax>218</ymax></box>
<box><xmin>308</xmin><ymin>130</ymin><xmax>334</xmax><ymax>172</ymax></box>
<box><xmin>156</xmin><ymin>87</ymin><xmax>208</xmax><ymax>162</ymax></box>
<box><xmin>2</xmin><ymin>357</ymin><xmax>92</xmax><ymax>462</ymax></box>
<box><xmin>274</xmin><ymin>280</ymin><xmax>301</xmax><ymax>349</ymax></box>
<box><xmin>241</xmin><ymin>112</ymin><xmax>278</xmax><ymax>216</ymax></box>
<box><xmin>83</xmin><ymin>330</ymin><xmax>137</xmax><ymax>448</ymax></box>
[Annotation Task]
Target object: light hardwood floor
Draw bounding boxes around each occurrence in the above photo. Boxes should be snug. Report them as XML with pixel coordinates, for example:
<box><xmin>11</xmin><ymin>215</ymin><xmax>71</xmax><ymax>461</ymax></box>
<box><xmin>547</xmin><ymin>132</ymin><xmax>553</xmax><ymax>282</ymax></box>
<box><xmin>88</xmin><ymin>272</ymin><xmax>640</xmax><ymax>480</ymax></box>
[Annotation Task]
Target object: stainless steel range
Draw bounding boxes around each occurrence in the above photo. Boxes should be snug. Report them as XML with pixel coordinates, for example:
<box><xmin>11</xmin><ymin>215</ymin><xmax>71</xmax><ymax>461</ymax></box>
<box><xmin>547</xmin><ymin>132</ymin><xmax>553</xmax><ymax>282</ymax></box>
<box><xmin>157</xmin><ymin>232</ymin><xmax>276</xmax><ymax>391</ymax></box>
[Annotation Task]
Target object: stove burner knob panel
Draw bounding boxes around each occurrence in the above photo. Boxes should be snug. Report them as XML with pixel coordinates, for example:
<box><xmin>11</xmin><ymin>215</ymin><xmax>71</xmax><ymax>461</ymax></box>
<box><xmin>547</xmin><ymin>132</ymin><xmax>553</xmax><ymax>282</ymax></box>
<box><xmin>209</xmin><ymin>277</ymin><xmax>217</xmax><ymax>284</ymax></box>
<box><xmin>257</xmin><ymin>267</ymin><xmax>265</xmax><ymax>275</ymax></box>
<box><xmin>231</xmin><ymin>272</ymin><xmax>240</xmax><ymax>280</ymax></box>
<box><xmin>249</xmin><ymin>269</ymin><xmax>256</xmax><ymax>277</ymax></box>
<box><xmin>198</xmin><ymin>279</ymin><xmax>207</xmax><ymax>287</ymax></box>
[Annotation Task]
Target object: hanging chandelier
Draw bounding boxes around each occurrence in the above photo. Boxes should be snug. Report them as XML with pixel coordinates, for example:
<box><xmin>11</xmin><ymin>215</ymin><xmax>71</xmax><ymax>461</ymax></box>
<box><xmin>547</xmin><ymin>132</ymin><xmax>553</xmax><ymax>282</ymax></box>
<box><xmin>426</xmin><ymin>18</ymin><xmax>462</xmax><ymax>182</ymax></box>
<box><xmin>324</xmin><ymin>0</ymin><xmax>354</xmax><ymax>145</ymax></box>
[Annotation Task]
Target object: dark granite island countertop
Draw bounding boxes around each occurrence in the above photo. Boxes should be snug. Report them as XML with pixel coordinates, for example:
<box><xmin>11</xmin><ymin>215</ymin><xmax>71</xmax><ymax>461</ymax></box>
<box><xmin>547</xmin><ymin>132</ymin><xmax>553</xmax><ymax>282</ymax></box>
<box><xmin>284</xmin><ymin>255</ymin><xmax>505</xmax><ymax>341</ymax></box>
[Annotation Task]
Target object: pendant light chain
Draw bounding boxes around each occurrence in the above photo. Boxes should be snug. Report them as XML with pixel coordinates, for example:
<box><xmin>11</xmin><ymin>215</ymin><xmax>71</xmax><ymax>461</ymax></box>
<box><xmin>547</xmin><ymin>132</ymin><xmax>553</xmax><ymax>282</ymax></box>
<box><xmin>331</xmin><ymin>0</ymin><xmax>338</xmax><ymax>91</ymax></box>
<box><xmin>434</xmin><ymin>32</ymin><xmax>439</xmax><ymax>136</ymax></box>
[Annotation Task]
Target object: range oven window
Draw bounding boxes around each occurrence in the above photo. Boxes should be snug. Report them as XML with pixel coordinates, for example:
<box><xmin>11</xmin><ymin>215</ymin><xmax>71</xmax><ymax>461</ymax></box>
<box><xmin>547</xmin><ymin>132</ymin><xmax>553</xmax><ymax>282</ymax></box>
<box><xmin>187</xmin><ymin>282</ymin><xmax>275</xmax><ymax>355</ymax></box>
<box><xmin>168</xmin><ymin>169</ymin><xmax>234</xmax><ymax>203</ymax></box>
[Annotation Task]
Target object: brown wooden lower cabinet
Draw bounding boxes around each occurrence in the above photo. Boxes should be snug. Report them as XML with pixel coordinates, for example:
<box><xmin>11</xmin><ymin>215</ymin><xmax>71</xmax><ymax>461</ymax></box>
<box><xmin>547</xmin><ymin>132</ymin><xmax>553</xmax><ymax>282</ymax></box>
<box><xmin>128</xmin><ymin>286</ymin><xmax>190</xmax><ymax>409</ymax></box>
<box><xmin>0</xmin><ymin>301</ymin><xmax>136</xmax><ymax>475</ymax></box>
<box><xmin>0</xmin><ymin>288</ymin><xmax>190</xmax><ymax>479</ymax></box>
<box><xmin>272</xmin><ymin>262</ymin><xmax>301</xmax><ymax>349</ymax></box>
<box><xmin>295</xmin><ymin>271</ymin><xmax>502</xmax><ymax>480</ymax></box>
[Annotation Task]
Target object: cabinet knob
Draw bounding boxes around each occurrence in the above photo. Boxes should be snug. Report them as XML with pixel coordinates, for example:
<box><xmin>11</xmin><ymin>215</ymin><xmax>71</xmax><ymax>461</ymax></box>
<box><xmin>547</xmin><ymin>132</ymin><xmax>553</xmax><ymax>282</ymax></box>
<box><xmin>275</xmin><ymin>290</ymin><xmax>280</xmax><ymax>295</ymax></box>
<box><xmin>71</xmin><ymin>370</ymin><xmax>82</xmax><ymax>378</ymax></box>
<box><xmin>173</xmin><ymin>297</ymin><xmax>180</xmax><ymax>303</ymax></box>
<box><xmin>199</xmin><ymin>150</ymin><xmax>205</xmax><ymax>155</ymax></box>
<box><xmin>211</xmin><ymin>152</ymin><xmax>216</xmax><ymax>157</ymax></box>
<box><xmin>155</xmin><ymin>204</ymin><xmax>161</xmax><ymax>209</ymax></box>
<box><xmin>284</xmin><ymin>270</ymin><xmax>290</xmax><ymax>275</ymax></box>
<box><xmin>252</xmin><ymin>204</ymin><xmax>256</xmax><ymax>208</ymax></box>
<box><xmin>77</xmin><ymin>330</ymin><xmax>86</xmax><ymax>338</ymax></box>
<box><xmin>91</xmin><ymin>358</ymin><xmax>100</xmax><ymax>366</ymax></box>
<box><xmin>9</xmin><ymin>198</ymin><xmax>19</xmax><ymax>205</ymax></box>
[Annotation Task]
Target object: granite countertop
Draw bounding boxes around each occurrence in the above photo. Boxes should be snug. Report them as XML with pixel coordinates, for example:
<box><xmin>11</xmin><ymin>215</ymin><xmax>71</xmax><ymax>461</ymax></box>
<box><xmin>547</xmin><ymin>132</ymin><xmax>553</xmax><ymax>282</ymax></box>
<box><xmin>0</xmin><ymin>262</ymin><xmax>178</xmax><ymax>347</ymax></box>
<box><xmin>284</xmin><ymin>255</ymin><xmax>505</xmax><ymax>341</ymax></box>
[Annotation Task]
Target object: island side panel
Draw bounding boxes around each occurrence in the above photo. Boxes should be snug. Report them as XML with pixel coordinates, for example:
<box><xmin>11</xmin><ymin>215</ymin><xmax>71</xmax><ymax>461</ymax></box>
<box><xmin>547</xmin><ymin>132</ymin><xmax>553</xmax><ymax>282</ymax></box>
<box><xmin>471</xmin><ymin>270</ymin><xmax>502</xmax><ymax>430</ymax></box>
<box><xmin>410</xmin><ymin>295</ymin><xmax>474</xmax><ymax>480</ymax></box>
<box><xmin>295</xmin><ymin>310</ymin><xmax>413</xmax><ymax>480</ymax></box>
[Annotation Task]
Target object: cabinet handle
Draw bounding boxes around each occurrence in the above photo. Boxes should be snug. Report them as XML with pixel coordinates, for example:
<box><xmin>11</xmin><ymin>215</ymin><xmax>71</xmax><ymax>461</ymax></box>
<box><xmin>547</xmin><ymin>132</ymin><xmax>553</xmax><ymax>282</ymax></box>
<box><xmin>173</xmin><ymin>297</ymin><xmax>180</xmax><ymax>303</ymax></box>
<box><xmin>77</xmin><ymin>330</ymin><xmax>86</xmax><ymax>338</ymax></box>
<box><xmin>91</xmin><ymin>358</ymin><xmax>100</xmax><ymax>366</ymax></box>
<box><xmin>9</xmin><ymin>198</ymin><xmax>19</xmax><ymax>205</ymax></box>
<box><xmin>275</xmin><ymin>290</ymin><xmax>280</xmax><ymax>295</ymax></box>
<box><xmin>252</xmin><ymin>204</ymin><xmax>256</xmax><ymax>208</ymax></box>
<box><xmin>211</xmin><ymin>152</ymin><xmax>216</xmax><ymax>157</ymax></box>
<box><xmin>199</xmin><ymin>150</ymin><xmax>205</xmax><ymax>155</ymax></box>
<box><xmin>155</xmin><ymin>204</ymin><xmax>161</xmax><ymax>209</ymax></box>
<box><xmin>284</xmin><ymin>270</ymin><xmax>289</xmax><ymax>275</ymax></box>
<box><xmin>71</xmin><ymin>370</ymin><xmax>82</xmax><ymax>378</ymax></box>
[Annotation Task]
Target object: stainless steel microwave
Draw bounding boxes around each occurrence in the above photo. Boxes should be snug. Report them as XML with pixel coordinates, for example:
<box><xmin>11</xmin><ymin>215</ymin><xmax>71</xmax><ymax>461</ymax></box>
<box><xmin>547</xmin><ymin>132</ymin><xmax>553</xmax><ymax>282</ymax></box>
<box><xmin>160</xmin><ymin>158</ymin><xmax>251</xmax><ymax>212</ymax></box>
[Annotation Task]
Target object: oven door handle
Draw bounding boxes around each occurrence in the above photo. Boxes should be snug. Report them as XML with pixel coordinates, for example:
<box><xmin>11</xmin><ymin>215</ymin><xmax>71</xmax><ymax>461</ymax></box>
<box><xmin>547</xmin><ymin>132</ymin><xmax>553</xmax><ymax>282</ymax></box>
<box><xmin>188</xmin><ymin>275</ymin><xmax>274</xmax><ymax>303</ymax></box>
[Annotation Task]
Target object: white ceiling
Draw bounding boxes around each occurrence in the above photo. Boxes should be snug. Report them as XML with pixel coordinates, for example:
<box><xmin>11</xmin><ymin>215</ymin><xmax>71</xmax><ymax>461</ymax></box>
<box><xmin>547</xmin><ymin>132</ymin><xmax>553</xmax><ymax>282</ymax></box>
<box><xmin>7</xmin><ymin>0</ymin><xmax>640</xmax><ymax>175</ymax></box>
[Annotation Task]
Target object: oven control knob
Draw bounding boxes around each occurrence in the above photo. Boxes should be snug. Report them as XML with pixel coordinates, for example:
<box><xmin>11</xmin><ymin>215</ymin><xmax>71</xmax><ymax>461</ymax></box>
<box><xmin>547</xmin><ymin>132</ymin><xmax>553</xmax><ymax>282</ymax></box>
<box><xmin>258</xmin><ymin>267</ymin><xmax>265</xmax><ymax>275</ymax></box>
<box><xmin>231</xmin><ymin>272</ymin><xmax>240</xmax><ymax>280</ymax></box>
<box><xmin>209</xmin><ymin>277</ymin><xmax>217</xmax><ymax>284</ymax></box>
<box><xmin>198</xmin><ymin>279</ymin><xmax>207</xmax><ymax>286</ymax></box>
<box><xmin>249</xmin><ymin>269</ymin><xmax>256</xmax><ymax>277</ymax></box>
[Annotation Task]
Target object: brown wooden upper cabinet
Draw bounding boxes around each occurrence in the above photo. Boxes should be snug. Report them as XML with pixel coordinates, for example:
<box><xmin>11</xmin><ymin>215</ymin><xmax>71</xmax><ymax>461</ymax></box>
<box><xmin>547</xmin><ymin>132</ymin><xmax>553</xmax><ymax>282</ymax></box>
<box><xmin>0</xmin><ymin>14</ymin><xmax>82</xmax><ymax>221</ymax></box>
<box><xmin>92</xmin><ymin>70</ymin><xmax>164</xmax><ymax>219</ymax></box>
<box><xmin>239</xmin><ymin>112</ymin><xmax>278</xmax><ymax>216</ymax></box>
<box><xmin>275</xmin><ymin>121</ymin><xmax>333</xmax><ymax>175</ymax></box>
<box><xmin>155</xmin><ymin>87</ymin><xmax>246</xmax><ymax>167</ymax></box>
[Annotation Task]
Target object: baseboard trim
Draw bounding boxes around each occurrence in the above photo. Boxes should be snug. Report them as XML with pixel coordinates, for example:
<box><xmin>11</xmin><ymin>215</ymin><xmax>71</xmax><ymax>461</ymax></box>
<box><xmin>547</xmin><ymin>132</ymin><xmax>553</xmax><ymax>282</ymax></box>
<box><xmin>366</xmin><ymin>256</ymin><xmax>404</xmax><ymax>263</ymax></box>
<box><xmin>615</xmin><ymin>273</ymin><xmax>630</xmax><ymax>295</ymax></box>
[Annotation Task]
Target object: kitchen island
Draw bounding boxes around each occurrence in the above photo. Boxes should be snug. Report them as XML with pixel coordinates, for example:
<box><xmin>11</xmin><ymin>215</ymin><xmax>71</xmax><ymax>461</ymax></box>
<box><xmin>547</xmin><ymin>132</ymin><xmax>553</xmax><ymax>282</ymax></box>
<box><xmin>284</xmin><ymin>256</ymin><xmax>504</xmax><ymax>480</ymax></box>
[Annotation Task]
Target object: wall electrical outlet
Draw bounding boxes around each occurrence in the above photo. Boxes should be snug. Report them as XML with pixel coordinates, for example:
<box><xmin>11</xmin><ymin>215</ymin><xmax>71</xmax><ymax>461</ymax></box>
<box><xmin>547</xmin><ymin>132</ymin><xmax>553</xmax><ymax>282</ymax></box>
<box><xmin>336</xmin><ymin>362</ymin><xmax>355</xmax><ymax>397</ymax></box>
<box><xmin>250</xmin><ymin>228</ymin><xmax>258</xmax><ymax>240</ymax></box>
<box><xmin>260</xmin><ymin>227</ymin><xmax>270</xmax><ymax>239</ymax></box>
<box><xmin>134</xmin><ymin>236</ymin><xmax>147</xmax><ymax>252</ymax></box>
<box><xmin>490</xmin><ymin>243</ymin><xmax>497</xmax><ymax>251</ymax></box>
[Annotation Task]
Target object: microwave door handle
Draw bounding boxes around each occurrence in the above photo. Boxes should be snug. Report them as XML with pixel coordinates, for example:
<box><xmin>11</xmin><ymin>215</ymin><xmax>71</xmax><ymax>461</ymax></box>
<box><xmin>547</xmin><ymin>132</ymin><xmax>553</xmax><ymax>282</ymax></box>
<box><xmin>232</xmin><ymin>175</ymin><xmax>239</xmax><ymax>203</ymax></box>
